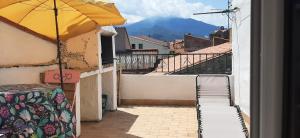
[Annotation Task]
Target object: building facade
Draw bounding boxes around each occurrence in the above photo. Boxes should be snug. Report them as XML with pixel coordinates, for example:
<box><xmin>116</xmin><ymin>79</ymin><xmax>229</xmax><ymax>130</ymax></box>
<box><xmin>129</xmin><ymin>36</ymin><xmax>170</xmax><ymax>54</ymax></box>
<box><xmin>210</xmin><ymin>27</ymin><xmax>231</xmax><ymax>46</ymax></box>
<box><xmin>184</xmin><ymin>34</ymin><xmax>211</xmax><ymax>52</ymax></box>
<box><xmin>0</xmin><ymin>18</ymin><xmax>119</xmax><ymax>136</ymax></box>
<box><xmin>115</xmin><ymin>27</ymin><xmax>131</xmax><ymax>53</ymax></box>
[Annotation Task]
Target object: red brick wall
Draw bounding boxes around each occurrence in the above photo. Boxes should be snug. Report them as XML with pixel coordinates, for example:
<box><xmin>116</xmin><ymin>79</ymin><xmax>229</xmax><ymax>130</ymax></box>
<box><xmin>184</xmin><ymin>34</ymin><xmax>211</xmax><ymax>52</ymax></box>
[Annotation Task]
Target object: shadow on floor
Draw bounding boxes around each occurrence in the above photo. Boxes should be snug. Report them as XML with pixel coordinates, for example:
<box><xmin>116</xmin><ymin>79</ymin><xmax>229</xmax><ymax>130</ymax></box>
<box><xmin>80</xmin><ymin>110</ymin><xmax>140</xmax><ymax>138</ymax></box>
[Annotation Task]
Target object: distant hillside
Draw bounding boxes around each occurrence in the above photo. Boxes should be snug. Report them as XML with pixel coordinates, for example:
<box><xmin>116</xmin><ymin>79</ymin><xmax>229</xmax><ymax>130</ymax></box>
<box><xmin>125</xmin><ymin>17</ymin><xmax>219</xmax><ymax>41</ymax></box>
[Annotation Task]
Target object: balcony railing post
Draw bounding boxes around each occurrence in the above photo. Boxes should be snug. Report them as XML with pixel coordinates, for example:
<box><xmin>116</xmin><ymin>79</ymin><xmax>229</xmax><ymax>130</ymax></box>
<box><xmin>151</xmin><ymin>55</ymin><xmax>153</xmax><ymax>72</ymax></box>
<box><xmin>206</xmin><ymin>54</ymin><xmax>208</xmax><ymax>73</ymax></box>
<box><xmin>213</xmin><ymin>54</ymin><xmax>216</xmax><ymax>73</ymax></box>
<box><xmin>180</xmin><ymin>54</ymin><xmax>182</xmax><ymax>72</ymax></box>
<box><xmin>225</xmin><ymin>53</ymin><xmax>228</xmax><ymax>74</ymax></box>
<box><xmin>168</xmin><ymin>55</ymin><xmax>170</xmax><ymax>73</ymax></box>
<box><xmin>143</xmin><ymin>54</ymin><xmax>145</xmax><ymax>70</ymax></box>
<box><xmin>218</xmin><ymin>53</ymin><xmax>221</xmax><ymax>74</ymax></box>
<box><xmin>149</xmin><ymin>55</ymin><xmax>152</xmax><ymax>72</ymax></box>
<box><xmin>122</xmin><ymin>56</ymin><xmax>124</xmax><ymax>69</ymax></box>
<box><xmin>193</xmin><ymin>54</ymin><xmax>195</xmax><ymax>74</ymax></box>
<box><xmin>199</xmin><ymin>55</ymin><xmax>202</xmax><ymax>73</ymax></box>
<box><xmin>174</xmin><ymin>54</ymin><xmax>176</xmax><ymax>73</ymax></box>
<box><xmin>187</xmin><ymin>55</ymin><xmax>189</xmax><ymax>73</ymax></box>
<box><xmin>137</xmin><ymin>55</ymin><xmax>139</xmax><ymax>72</ymax></box>
<box><xmin>124</xmin><ymin>55</ymin><xmax>126</xmax><ymax>70</ymax></box>
<box><xmin>125</xmin><ymin>55</ymin><xmax>127</xmax><ymax>70</ymax></box>
<box><xmin>161</xmin><ymin>55</ymin><xmax>164</xmax><ymax>72</ymax></box>
<box><xmin>131</xmin><ymin>54</ymin><xmax>133</xmax><ymax>70</ymax></box>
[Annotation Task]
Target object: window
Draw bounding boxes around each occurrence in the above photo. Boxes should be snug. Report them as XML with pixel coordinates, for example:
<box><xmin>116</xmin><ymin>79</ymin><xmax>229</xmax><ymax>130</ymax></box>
<box><xmin>131</xmin><ymin>44</ymin><xmax>136</xmax><ymax>49</ymax></box>
<box><xmin>139</xmin><ymin>44</ymin><xmax>143</xmax><ymax>49</ymax></box>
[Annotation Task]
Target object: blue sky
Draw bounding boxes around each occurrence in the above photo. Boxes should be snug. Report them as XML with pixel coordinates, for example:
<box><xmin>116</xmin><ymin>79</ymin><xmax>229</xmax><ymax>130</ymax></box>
<box><xmin>187</xmin><ymin>0</ymin><xmax>228</xmax><ymax>9</ymax></box>
<box><xmin>114</xmin><ymin>0</ymin><xmax>228</xmax><ymax>26</ymax></box>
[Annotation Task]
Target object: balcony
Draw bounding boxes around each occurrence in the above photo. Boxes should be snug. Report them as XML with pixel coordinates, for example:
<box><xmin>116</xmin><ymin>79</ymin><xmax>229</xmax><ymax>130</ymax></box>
<box><xmin>79</xmin><ymin>43</ymin><xmax>248</xmax><ymax>137</ymax></box>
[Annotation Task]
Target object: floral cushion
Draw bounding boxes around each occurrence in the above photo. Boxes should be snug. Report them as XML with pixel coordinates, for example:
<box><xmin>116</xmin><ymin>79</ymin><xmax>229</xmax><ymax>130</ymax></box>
<box><xmin>0</xmin><ymin>85</ymin><xmax>75</xmax><ymax>138</ymax></box>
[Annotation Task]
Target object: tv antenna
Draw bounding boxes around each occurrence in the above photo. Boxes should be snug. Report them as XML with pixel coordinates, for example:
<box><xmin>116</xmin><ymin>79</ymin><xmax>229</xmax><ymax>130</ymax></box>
<box><xmin>193</xmin><ymin>0</ymin><xmax>238</xmax><ymax>29</ymax></box>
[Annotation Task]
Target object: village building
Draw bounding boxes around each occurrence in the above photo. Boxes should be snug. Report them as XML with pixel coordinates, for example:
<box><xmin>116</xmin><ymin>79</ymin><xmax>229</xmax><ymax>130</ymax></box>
<box><xmin>115</xmin><ymin>27</ymin><xmax>131</xmax><ymax>54</ymax></box>
<box><xmin>129</xmin><ymin>35</ymin><xmax>170</xmax><ymax>54</ymax></box>
<box><xmin>184</xmin><ymin>33</ymin><xmax>211</xmax><ymax>52</ymax></box>
<box><xmin>210</xmin><ymin>27</ymin><xmax>231</xmax><ymax>46</ymax></box>
<box><xmin>169</xmin><ymin>39</ymin><xmax>185</xmax><ymax>54</ymax></box>
<box><xmin>0</xmin><ymin>18</ymin><xmax>119</xmax><ymax>136</ymax></box>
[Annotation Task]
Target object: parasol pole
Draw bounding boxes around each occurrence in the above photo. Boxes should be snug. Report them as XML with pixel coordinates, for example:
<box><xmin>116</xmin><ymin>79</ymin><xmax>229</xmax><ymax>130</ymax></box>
<box><xmin>53</xmin><ymin>0</ymin><xmax>64</xmax><ymax>90</ymax></box>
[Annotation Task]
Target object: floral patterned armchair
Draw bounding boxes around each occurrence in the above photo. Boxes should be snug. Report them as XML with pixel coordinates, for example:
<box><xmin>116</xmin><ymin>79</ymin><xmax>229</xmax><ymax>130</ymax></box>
<box><xmin>0</xmin><ymin>85</ymin><xmax>75</xmax><ymax>138</ymax></box>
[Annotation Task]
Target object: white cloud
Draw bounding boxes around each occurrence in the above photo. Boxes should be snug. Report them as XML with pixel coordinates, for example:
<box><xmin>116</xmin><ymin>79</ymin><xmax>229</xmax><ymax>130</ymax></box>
<box><xmin>114</xmin><ymin>0</ymin><xmax>227</xmax><ymax>26</ymax></box>
<box><xmin>121</xmin><ymin>13</ymin><xmax>144</xmax><ymax>24</ymax></box>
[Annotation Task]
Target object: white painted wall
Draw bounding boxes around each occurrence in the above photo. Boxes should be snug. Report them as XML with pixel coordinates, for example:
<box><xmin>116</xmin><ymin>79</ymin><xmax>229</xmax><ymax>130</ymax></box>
<box><xmin>77</xmin><ymin>26</ymin><xmax>118</xmax><ymax>121</ymax></box>
<box><xmin>0</xmin><ymin>65</ymin><xmax>58</xmax><ymax>85</ymax></box>
<box><xmin>0</xmin><ymin>20</ymin><xmax>58</xmax><ymax>86</ymax></box>
<box><xmin>0</xmin><ymin>20</ymin><xmax>56</xmax><ymax>67</ymax></box>
<box><xmin>120</xmin><ymin>74</ymin><xmax>196</xmax><ymax>100</ymax></box>
<box><xmin>102</xmin><ymin>70</ymin><xmax>117</xmax><ymax>110</ymax></box>
<box><xmin>120</xmin><ymin>74</ymin><xmax>232</xmax><ymax>102</ymax></box>
<box><xmin>129</xmin><ymin>37</ymin><xmax>170</xmax><ymax>54</ymax></box>
<box><xmin>80</xmin><ymin>74</ymin><xmax>102</xmax><ymax>121</ymax></box>
<box><xmin>100</xmin><ymin>28</ymin><xmax>118</xmax><ymax>111</ymax></box>
<box><xmin>232</xmin><ymin>0</ymin><xmax>251</xmax><ymax>116</ymax></box>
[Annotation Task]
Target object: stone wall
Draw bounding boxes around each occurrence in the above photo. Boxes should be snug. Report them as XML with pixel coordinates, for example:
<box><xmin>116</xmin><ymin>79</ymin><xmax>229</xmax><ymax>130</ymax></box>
<box><xmin>64</xmin><ymin>30</ymin><xmax>99</xmax><ymax>71</ymax></box>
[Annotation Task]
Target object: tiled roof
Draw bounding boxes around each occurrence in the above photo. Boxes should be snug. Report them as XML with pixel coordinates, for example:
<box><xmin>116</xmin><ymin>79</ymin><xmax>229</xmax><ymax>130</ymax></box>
<box><xmin>151</xmin><ymin>43</ymin><xmax>232</xmax><ymax>74</ymax></box>
<box><xmin>185</xmin><ymin>34</ymin><xmax>210</xmax><ymax>41</ymax></box>
<box><xmin>191</xmin><ymin>42</ymin><xmax>231</xmax><ymax>54</ymax></box>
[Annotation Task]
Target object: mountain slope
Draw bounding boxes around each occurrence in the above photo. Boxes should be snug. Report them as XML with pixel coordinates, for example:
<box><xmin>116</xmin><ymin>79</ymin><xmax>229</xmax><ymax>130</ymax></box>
<box><xmin>125</xmin><ymin>17</ymin><xmax>218</xmax><ymax>41</ymax></box>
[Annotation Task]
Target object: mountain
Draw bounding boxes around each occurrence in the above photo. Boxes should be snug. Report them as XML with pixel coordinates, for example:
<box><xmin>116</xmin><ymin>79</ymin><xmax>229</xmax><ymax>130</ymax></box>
<box><xmin>125</xmin><ymin>17</ymin><xmax>219</xmax><ymax>41</ymax></box>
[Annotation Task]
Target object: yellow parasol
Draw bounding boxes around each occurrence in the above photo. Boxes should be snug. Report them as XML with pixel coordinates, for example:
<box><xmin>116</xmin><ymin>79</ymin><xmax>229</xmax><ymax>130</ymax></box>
<box><xmin>0</xmin><ymin>0</ymin><xmax>125</xmax><ymax>40</ymax></box>
<box><xmin>0</xmin><ymin>0</ymin><xmax>126</xmax><ymax>89</ymax></box>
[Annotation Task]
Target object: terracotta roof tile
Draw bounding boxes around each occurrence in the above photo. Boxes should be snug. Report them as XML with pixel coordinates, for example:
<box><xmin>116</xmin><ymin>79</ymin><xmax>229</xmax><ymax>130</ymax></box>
<box><xmin>191</xmin><ymin>42</ymin><xmax>231</xmax><ymax>54</ymax></box>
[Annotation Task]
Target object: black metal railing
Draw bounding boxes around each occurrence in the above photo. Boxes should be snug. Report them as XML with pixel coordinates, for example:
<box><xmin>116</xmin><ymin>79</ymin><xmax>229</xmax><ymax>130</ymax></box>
<box><xmin>117</xmin><ymin>52</ymin><xmax>232</xmax><ymax>74</ymax></box>
<box><xmin>117</xmin><ymin>49</ymin><xmax>159</xmax><ymax>55</ymax></box>
<box><xmin>130</xmin><ymin>49</ymin><xmax>159</xmax><ymax>55</ymax></box>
